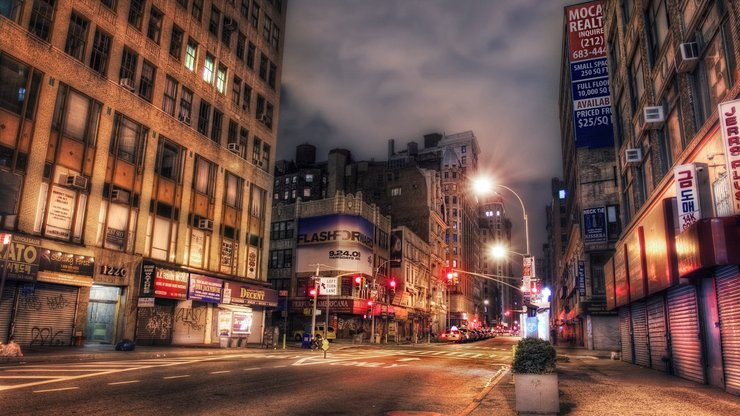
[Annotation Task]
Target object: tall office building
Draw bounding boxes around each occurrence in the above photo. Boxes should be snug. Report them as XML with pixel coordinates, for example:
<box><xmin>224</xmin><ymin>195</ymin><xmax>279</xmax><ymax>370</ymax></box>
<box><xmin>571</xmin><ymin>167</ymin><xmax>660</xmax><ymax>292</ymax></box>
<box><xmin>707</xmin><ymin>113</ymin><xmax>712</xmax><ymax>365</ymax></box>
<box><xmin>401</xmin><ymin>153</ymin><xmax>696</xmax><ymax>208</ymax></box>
<box><xmin>0</xmin><ymin>0</ymin><xmax>287</xmax><ymax>347</ymax></box>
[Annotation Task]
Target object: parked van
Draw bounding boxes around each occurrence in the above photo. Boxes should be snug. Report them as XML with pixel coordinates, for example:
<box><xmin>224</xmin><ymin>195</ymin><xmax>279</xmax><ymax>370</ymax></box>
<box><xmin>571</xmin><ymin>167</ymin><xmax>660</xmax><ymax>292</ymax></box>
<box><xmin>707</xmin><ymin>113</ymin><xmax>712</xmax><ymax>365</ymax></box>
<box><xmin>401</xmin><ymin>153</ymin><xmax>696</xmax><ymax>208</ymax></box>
<box><xmin>293</xmin><ymin>325</ymin><xmax>336</xmax><ymax>342</ymax></box>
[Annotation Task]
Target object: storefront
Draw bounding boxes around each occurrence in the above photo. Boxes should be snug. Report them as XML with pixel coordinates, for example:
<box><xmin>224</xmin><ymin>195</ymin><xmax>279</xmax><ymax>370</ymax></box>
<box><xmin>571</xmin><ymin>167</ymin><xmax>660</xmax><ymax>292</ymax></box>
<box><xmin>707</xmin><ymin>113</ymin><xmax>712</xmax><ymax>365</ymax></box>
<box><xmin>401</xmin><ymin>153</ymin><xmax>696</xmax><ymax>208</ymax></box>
<box><xmin>220</xmin><ymin>281</ymin><xmax>278</xmax><ymax>346</ymax></box>
<box><xmin>135</xmin><ymin>262</ymin><xmax>186</xmax><ymax>345</ymax></box>
<box><xmin>0</xmin><ymin>233</ymin><xmax>41</xmax><ymax>343</ymax></box>
<box><xmin>288</xmin><ymin>297</ymin><xmax>368</xmax><ymax>340</ymax></box>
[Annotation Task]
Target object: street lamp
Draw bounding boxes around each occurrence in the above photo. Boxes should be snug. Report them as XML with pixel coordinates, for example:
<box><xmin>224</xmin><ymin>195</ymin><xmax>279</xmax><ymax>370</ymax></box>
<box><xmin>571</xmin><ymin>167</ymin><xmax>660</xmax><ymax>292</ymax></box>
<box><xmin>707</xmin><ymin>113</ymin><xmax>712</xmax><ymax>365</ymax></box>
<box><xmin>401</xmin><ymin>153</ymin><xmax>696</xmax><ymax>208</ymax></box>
<box><xmin>472</xmin><ymin>177</ymin><xmax>530</xmax><ymax>256</ymax></box>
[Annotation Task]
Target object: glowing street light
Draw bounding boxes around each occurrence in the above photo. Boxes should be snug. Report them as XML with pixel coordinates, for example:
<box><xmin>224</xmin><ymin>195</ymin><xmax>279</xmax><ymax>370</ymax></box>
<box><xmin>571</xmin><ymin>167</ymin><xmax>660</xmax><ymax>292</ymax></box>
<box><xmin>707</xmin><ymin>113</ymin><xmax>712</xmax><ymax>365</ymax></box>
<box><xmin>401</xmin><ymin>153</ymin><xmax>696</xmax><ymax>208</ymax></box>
<box><xmin>472</xmin><ymin>177</ymin><xmax>530</xmax><ymax>256</ymax></box>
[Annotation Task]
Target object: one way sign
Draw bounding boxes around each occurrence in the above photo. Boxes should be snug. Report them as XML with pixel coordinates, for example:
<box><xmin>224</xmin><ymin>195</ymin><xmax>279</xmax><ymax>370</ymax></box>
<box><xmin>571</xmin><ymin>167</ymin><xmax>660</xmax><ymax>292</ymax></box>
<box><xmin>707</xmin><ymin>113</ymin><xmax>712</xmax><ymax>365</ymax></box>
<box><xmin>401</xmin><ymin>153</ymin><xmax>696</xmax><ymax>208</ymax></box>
<box><xmin>319</xmin><ymin>277</ymin><xmax>338</xmax><ymax>295</ymax></box>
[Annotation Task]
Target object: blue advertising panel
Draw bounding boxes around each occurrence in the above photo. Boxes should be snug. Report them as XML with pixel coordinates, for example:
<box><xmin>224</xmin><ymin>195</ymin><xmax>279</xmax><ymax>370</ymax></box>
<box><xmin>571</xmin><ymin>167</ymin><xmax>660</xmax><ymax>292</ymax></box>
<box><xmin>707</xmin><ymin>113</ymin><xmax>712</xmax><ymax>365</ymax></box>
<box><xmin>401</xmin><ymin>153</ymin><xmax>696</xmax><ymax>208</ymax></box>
<box><xmin>583</xmin><ymin>206</ymin><xmax>607</xmax><ymax>244</ymax></box>
<box><xmin>188</xmin><ymin>274</ymin><xmax>223</xmax><ymax>303</ymax></box>
<box><xmin>566</xmin><ymin>1</ymin><xmax>614</xmax><ymax>148</ymax></box>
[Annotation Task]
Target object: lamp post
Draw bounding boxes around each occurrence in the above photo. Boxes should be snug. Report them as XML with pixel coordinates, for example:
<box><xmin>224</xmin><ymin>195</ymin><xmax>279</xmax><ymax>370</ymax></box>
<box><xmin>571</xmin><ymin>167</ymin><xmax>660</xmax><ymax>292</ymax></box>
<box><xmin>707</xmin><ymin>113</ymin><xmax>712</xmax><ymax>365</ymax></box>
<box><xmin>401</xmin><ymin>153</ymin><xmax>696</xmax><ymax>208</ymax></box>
<box><xmin>472</xmin><ymin>178</ymin><xmax>530</xmax><ymax>256</ymax></box>
<box><xmin>371</xmin><ymin>259</ymin><xmax>400</xmax><ymax>344</ymax></box>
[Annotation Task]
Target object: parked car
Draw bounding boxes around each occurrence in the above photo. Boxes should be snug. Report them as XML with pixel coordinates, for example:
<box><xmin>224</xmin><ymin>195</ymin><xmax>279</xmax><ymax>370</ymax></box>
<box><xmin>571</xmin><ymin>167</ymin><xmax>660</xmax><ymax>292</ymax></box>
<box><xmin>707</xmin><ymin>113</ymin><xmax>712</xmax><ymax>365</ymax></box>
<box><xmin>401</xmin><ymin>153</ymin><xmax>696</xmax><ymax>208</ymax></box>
<box><xmin>440</xmin><ymin>329</ymin><xmax>462</xmax><ymax>342</ymax></box>
<box><xmin>292</xmin><ymin>325</ymin><xmax>336</xmax><ymax>342</ymax></box>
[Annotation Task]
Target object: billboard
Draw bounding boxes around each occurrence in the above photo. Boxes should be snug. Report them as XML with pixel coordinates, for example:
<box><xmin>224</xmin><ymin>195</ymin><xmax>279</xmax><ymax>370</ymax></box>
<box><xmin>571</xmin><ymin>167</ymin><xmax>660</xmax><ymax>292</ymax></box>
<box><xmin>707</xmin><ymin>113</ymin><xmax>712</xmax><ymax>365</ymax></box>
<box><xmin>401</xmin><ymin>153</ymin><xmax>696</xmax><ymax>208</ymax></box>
<box><xmin>583</xmin><ymin>206</ymin><xmax>607</xmax><ymax>244</ymax></box>
<box><xmin>295</xmin><ymin>214</ymin><xmax>374</xmax><ymax>275</ymax></box>
<box><xmin>566</xmin><ymin>1</ymin><xmax>614</xmax><ymax>148</ymax></box>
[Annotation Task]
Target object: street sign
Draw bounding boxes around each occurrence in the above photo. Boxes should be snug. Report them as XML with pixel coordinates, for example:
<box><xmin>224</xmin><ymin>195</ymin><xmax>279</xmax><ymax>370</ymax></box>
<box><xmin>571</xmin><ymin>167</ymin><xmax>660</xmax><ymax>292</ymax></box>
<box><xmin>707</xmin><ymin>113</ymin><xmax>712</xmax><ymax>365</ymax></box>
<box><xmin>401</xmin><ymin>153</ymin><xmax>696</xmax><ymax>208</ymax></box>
<box><xmin>319</xmin><ymin>277</ymin><xmax>338</xmax><ymax>295</ymax></box>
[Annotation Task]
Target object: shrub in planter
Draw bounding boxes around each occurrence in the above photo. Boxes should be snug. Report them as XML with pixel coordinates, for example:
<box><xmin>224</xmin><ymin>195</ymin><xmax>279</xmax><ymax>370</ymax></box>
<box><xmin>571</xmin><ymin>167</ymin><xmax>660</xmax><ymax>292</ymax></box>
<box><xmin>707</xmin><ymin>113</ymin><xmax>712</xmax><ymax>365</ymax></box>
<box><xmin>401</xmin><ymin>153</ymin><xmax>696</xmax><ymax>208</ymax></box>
<box><xmin>512</xmin><ymin>337</ymin><xmax>557</xmax><ymax>374</ymax></box>
<box><xmin>512</xmin><ymin>338</ymin><xmax>559</xmax><ymax>415</ymax></box>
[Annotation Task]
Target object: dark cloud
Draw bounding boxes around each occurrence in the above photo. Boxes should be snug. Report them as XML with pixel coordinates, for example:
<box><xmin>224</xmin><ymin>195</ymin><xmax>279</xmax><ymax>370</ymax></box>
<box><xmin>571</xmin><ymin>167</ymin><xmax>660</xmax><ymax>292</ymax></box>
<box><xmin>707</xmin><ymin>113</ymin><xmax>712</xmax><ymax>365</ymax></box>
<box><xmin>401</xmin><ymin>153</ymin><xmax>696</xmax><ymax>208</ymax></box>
<box><xmin>277</xmin><ymin>0</ymin><xmax>575</xmax><ymax>259</ymax></box>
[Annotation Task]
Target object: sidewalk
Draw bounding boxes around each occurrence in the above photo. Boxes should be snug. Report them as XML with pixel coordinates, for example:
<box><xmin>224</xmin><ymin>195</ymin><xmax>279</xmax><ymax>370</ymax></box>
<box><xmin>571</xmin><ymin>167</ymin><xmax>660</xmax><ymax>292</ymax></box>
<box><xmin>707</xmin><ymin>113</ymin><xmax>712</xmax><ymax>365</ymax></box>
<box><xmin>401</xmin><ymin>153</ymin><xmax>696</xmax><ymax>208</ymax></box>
<box><xmin>470</xmin><ymin>346</ymin><xmax>740</xmax><ymax>416</ymax></box>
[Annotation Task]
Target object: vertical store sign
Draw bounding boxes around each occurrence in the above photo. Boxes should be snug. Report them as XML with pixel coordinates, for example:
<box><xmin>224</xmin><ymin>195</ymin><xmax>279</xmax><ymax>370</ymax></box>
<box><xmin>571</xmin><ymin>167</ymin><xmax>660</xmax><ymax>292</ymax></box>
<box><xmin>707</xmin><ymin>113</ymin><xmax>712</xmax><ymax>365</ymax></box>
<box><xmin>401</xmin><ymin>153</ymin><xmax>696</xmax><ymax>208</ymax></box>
<box><xmin>673</xmin><ymin>164</ymin><xmax>701</xmax><ymax>231</ymax></box>
<box><xmin>566</xmin><ymin>1</ymin><xmax>614</xmax><ymax>148</ymax></box>
<box><xmin>577</xmin><ymin>261</ymin><xmax>586</xmax><ymax>296</ymax></box>
<box><xmin>718</xmin><ymin>99</ymin><xmax>740</xmax><ymax>215</ymax></box>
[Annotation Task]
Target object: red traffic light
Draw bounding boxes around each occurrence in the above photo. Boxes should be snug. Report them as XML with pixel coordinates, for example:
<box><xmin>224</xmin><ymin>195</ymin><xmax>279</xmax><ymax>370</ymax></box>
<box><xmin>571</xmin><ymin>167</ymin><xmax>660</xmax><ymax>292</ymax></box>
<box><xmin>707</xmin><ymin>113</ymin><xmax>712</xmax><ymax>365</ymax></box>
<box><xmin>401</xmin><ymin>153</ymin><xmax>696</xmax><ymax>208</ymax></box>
<box><xmin>389</xmin><ymin>280</ymin><xmax>397</xmax><ymax>288</ymax></box>
<box><xmin>309</xmin><ymin>288</ymin><xmax>317</xmax><ymax>297</ymax></box>
<box><xmin>355</xmin><ymin>275</ymin><xmax>363</xmax><ymax>285</ymax></box>
<box><xmin>367</xmin><ymin>300</ymin><xmax>373</xmax><ymax>307</ymax></box>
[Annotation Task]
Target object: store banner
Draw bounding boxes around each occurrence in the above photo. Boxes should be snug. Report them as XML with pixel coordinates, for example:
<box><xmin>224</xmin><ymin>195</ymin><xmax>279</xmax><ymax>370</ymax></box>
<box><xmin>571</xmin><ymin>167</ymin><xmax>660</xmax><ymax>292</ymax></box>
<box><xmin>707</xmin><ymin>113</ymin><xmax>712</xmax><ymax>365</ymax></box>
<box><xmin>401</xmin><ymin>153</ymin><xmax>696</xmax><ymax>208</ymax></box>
<box><xmin>565</xmin><ymin>0</ymin><xmax>613</xmax><ymax>148</ymax></box>
<box><xmin>153</xmin><ymin>267</ymin><xmax>188</xmax><ymax>300</ymax></box>
<box><xmin>583</xmin><ymin>206</ymin><xmax>607</xmax><ymax>244</ymax></box>
<box><xmin>578</xmin><ymin>261</ymin><xmax>586</xmax><ymax>296</ymax></box>
<box><xmin>718</xmin><ymin>99</ymin><xmax>740</xmax><ymax>215</ymax></box>
<box><xmin>0</xmin><ymin>234</ymin><xmax>41</xmax><ymax>282</ymax></box>
<box><xmin>39</xmin><ymin>249</ymin><xmax>94</xmax><ymax>276</ymax></box>
<box><xmin>674</xmin><ymin>164</ymin><xmax>702</xmax><ymax>231</ymax></box>
<box><xmin>224</xmin><ymin>281</ymin><xmax>278</xmax><ymax>307</ymax></box>
<box><xmin>188</xmin><ymin>274</ymin><xmax>223</xmax><ymax>303</ymax></box>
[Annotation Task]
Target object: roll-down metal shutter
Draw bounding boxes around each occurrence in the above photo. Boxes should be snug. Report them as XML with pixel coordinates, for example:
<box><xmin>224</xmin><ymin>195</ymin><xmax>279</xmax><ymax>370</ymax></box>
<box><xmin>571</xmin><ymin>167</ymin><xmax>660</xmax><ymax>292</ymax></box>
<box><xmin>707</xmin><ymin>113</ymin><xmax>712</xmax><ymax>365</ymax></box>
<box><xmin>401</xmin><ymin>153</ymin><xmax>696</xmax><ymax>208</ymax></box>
<box><xmin>0</xmin><ymin>282</ymin><xmax>18</xmax><ymax>343</ymax></box>
<box><xmin>631</xmin><ymin>301</ymin><xmax>650</xmax><ymax>367</ymax></box>
<box><xmin>171</xmin><ymin>301</ymin><xmax>207</xmax><ymax>345</ymax></box>
<box><xmin>647</xmin><ymin>296</ymin><xmax>668</xmax><ymax>372</ymax></box>
<box><xmin>135</xmin><ymin>300</ymin><xmax>174</xmax><ymax>345</ymax></box>
<box><xmin>667</xmin><ymin>285</ymin><xmax>704</xmax><ymax>384</ymax></box>
<box><xmin>619</xmin><ymin>307</ymin><xmax>633</xmax><ymax>364</ymax></box>
<box><xmin>12</xmin><ymin>283</ymin><xmax>79</xmax><ymax>347</ymax></box>
<box><xmin>715</xmin><ymin>265</ymin><xmax>740</xmax><ymax>395</ymax></box>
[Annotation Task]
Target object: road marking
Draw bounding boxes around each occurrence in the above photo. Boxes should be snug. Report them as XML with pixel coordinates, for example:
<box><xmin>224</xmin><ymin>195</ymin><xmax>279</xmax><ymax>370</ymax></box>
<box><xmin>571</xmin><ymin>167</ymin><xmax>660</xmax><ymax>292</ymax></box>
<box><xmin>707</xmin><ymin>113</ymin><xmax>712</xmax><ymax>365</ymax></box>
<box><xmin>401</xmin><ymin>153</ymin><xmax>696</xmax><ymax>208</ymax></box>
<box><xmin>0</xmin><ymin>376</ymin><xmax>58</xmax><ymax>379</ymax></box>
<box><xmin>163</xmin><ymin>375</ymin><xmax>190</xmax><ymax>379</ymax></box>
<box><xmin>396</xmin><ymin>358</ymin><xmax>420</xmax><ymax>362</ymax></box>
<box><xmin>244</xmin><ymin>368</ymin><xmax>260</xmax><ymax>371</ymax></box>
<box><xmin>33</xmin><ymin>387</ymin><xmax>79</xmax><ymax>393</ymax></box>
<box><xmin>108</xmin><ymin>380</ymin><xmax>140</xmax><ymax>385</ymax></box>
<box><xmin>209</xmin><ymin>370</ymin><xmax>230</xmax><ymax>374</ymax></box>
<box><xmin>273</xmin><ymin>365</ymin><xmax>287</xmax><ymax>368</ymax></box>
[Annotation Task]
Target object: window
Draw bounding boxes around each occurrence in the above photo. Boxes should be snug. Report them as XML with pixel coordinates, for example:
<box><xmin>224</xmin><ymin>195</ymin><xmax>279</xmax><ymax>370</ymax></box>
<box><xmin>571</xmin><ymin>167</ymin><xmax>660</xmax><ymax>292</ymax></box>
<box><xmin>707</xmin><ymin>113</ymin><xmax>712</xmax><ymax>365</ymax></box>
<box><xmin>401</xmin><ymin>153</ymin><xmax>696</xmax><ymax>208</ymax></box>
<box><xmin>224</xmin><ymin>171</ymin><xmax>243</xmax><ymax>208</ymax></box>
<box><xmin>179</xmin><ymin>87</ymin><xmax>193</xmax><ymax>124</ymax></box>
<box><xmin>303</xmin><ymin>188</ymin><xmax>311</xmax><ymax>197</ymax></box>
<box><xmin>232</xmin><ymin>76</ymin><xmax>242</xmax><ymax>106</ymax></box>
<box><xmin>139</xmin><ymin>60</ymin><xmax>156</xmax><ymax>102</ymax></box>
<box><xmin>65</xmin><ymin>12</ymin><xmax>89</xmax><ymax>61</ymax></box>
<box><xmin>119</xmin><ymin>47</ymin><xmax>138</xmax><ymax>83</ymax></box>
<box><xmin>197</xmin><ymin>100</ymin><xmax>211</xmax><ymax>136</ymax></box>
<box><xmin>222</xmin><ymin>15</ymin><xmax>235</xmax><ymax>46</ymax></box>
<box><xmin>271</xmin><ymin>221</ymin><xmax>294</xmax><ymax>240</ymax></box>
<box><xmin>461</xmin><ymin>145</ymin><xmax>467</xmax><ymax>154</ymax></box>
<box><xmin>193</xmin><ymin>156</ymin><xmax>215</xmax><ymax>197</ymax></box>
<box><xmin>249</xmin><ymin>185</ymin><xmax>265</xmax><ymax>218</ymax></box>
<box><xmin>100</xmin><ymin>0</ymin><xmax>115</xmax><ymax>9</ymax></box>
<box><xmin>271</xmin><ymin>25</ymin><xmax>280</xmax><ymax>50</ymax></box>
<box><xmin>191</xmin><ymin>0</ymin><xmax>203</xmax><ymax>21</ymax></box>
<box><xmin>169</xmin><ymin>25</ymin><xmax>184</xmax><ymax>59</ymax></box>
<box><xmin>127</xmin><ymin>0</ymin><xmax>144</xmax><ymax>29</ymax></box>
<box><xmin>256</xmin><ymin>94</ymin><xmax>265</xmax><ymax>120</ymax></box>
<box><xmin>147</xmin><ymin>6</ymin><xmax>163</xmax><ymax>43</ymax></box>
<box><xmin>203</xmin><ymin>53</ymin><xmax>215</xmax><ymax>84</ymax></box>
<box><xmin>391</xmin><ymin>187</ymin><xmax>401</xmax><ymax>196</ymax></box>
<box><xmin>243</xmin><ymin>83</ymin><xmax>252</xmax><ymax>111</ymax></box>
<box><xmin>694</xmin><ymin>7</ymin><xmax>736</xmax><ymax>126</ymax></box>
<box><xmin>259</xmin><ymin>54</ymin><xmax>268</xmax><ymax>80</ymax></box>
<box><xmin>110</xmin><ymin>113</ymin><xmax>146</xmax><ymax>166</ymax></box>
<box><xmin>246</xmin><ymin>42</ymin><xmax>256</xmax><ymax>69</ymax></box>
<box><xmin>185</xmin><ymin>38</ymin><xmax>197</xmax><ymax>71</ymax></box>
<box><xmin>89</xmin><ymin>29</ymin><xmax>111</xmax><ymax>75</ymax></box>
<box><xmin>236</xmin><ymin>32</ymin><xmax>246</xmax><ymax>60</ymax></box>
<box><xmin>262</xmin><ymin>142</ymin><xmax>270</xmax><ymax>170</ymax></box>
<box><xmin>305</xmin><ymin>174</ymin><xmax>313</xmax><ymax>182</ymax></box>
<box><xmin>211</xmin><ymin>109</ymin><xmax>223</xmax><ymax>143</ymax></box>
<box><xmin>263</xmin><ymin>15</ymin><xmax>272</xmax><ymax>41</ymax></box>
<box><xmin>162</xmin><ymin>76</ymin><xmax>178</xmax><ymax>116</ymax></box>
<box><xmin>252</xmin><ymin>137</ymin><xmax>261</xmax><ymax>165</ymax></box>
<box><xmin>227</xmin><ymin>120</ymin><xmax>238</xmax><ymax>145</ymax></box>
<box><xmin>268</xmin><ymin>62</ymin><xmax>277</xmax><ymax>89</ymax></box>
<box><xmin>216</xmin><ymin>64</ymin><xmax>227</xmax><ymax>93</ymax></box>
<box><xmin>240</xmin><ymin>0</ymin><xmax>249</xmax><ymax>18</ymax></box>
<box><xmin>645</xmin><ymin>0</ymin><xmax>669</xmax><ymax>65</ymax></box>
<box><xmin>29</xmin><ymin>0</ymin><xmax>55</xmax><ymax>41</ymax></box>
<box><xmin>628</xmin><ymin>49</ymin><xmax>644</xmax><ymax>112</ymax></box>
<box><xmin>0</xmin><ymin>0</ymin><xmax>22</xmax><ymax>21</ymax></box>
<box><xmin>209</xmin><ymin>5</ymin><xmax>220</xmax><ymax>36</ymax></box>
<box><xmin>176</xmin><ymin>0</ymin><xmax>188</xmax><ymax>9</ymax></box>
<box><xmin>269</xmin><ymin>249</ymin><xmax>292</xmax><ymax>268</ymax></box>
<box><xmin>155</xmin><ymin>139</ymin><xmax>183</xmax><ymax>182</ymax></box>
<box><xmin>250</xmin><ymin>2</ymin><xmax>259</xmax><ymax>28</ymax></box>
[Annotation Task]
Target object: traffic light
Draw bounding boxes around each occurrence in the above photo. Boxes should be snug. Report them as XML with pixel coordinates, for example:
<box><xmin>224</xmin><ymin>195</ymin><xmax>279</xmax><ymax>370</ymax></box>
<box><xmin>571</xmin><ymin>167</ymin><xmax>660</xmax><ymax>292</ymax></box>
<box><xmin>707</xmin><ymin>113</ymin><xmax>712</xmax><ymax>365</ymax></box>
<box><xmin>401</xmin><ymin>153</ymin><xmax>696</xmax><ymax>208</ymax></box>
<box><xmin>446</xmin><ymin>270</ymin><xmax>458</xmax><ymax>285</ymax></box>
<box><xmin>354</xmin><ymin>275</ymin><xmax>363</xmax><ymax>285</ymax></box>
<box><xmin>366</xmin><ymin>300</ymin><xmax>373</xmax><ymax>315</ymax></box>
<box><xmin>389</xmin><ymin>279</ymin><xmax>397</xmax><ymax>292</ymax></box>
<box><xmin>308</xmin><ymin>286</ymin><xmax>317</xmax><ymax>302</ymax></box>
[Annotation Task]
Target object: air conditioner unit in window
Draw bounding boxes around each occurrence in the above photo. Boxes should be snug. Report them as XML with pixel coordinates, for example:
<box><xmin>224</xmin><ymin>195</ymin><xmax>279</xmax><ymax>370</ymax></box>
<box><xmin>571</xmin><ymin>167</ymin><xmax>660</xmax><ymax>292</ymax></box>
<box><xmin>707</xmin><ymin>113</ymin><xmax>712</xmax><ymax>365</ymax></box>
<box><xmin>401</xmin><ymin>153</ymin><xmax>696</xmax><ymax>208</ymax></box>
<box><xmin>642</xmin><ymin>106</ymin><xmax>665</xmax><ymax>129</ymax></box>
<box><xmin>227</xmin><ymin>143</ymin><xmax>240</xmax><ymax>152</ymax></box>
<box><xmin>198</xmin><ymin>218</ymin><xmax>214</xmax><ymax>231</ymax></box>
<box><xmin>257</xmin><ymin>160</ymin><xmax>264</xmax><ymax>167</ymax></box>
<box><xmin>624</xmin><ymin>148</ymin><xmax>643</xmax><ymax>166</ymax></box>
<box><xmin>178</xmin><ymin>114</ymin><xmax>191</xmax><ymax>125</ymax></box>
<box><xmin>66</xmin><ymin>174</ymin><xmax>88</xmax><ymax>190</ymax></box>
<box><xmin>223</xmin><ymin>17</ymin><xmax>238</xmax><ymax>31</ymax></box>
<box><xmin>676</xmin><ymin>42</ymin><xmax>699</xmax><ymax>73</ymax></box>
<box><xmin>120</xmin><ymin>78</ymin><xmax>135</xmax><ymax>91</ymax></box>
<box><xmin>258</xmin><ymin>113</ymin><xmax>272</xmax><ymax>124</ymax></box>
<box><xmin>111</xmin><ymin>189</ymin><xmax>129</xmax><ymax>204</ymax></box>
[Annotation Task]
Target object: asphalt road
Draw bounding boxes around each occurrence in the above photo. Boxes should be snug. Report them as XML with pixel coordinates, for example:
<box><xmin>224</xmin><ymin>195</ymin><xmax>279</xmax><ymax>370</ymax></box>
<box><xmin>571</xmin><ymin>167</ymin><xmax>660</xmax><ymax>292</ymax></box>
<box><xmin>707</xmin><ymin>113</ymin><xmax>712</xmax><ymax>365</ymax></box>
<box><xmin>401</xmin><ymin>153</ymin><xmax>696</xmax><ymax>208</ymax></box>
<box><xmin>0</xmin><ymin>336</ymin><xmax>518</xmax><ymax>416</ymax></box>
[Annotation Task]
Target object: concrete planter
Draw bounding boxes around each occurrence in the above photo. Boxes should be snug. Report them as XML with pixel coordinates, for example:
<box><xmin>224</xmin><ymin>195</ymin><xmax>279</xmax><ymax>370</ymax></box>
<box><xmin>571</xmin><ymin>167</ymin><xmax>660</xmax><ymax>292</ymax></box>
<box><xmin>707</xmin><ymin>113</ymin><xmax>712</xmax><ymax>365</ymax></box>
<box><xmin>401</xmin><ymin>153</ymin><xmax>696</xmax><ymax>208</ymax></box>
<box><xmin>514</xmin><ymin>373</ymin><xmax>559</xmax><ymax>415</ymax></box>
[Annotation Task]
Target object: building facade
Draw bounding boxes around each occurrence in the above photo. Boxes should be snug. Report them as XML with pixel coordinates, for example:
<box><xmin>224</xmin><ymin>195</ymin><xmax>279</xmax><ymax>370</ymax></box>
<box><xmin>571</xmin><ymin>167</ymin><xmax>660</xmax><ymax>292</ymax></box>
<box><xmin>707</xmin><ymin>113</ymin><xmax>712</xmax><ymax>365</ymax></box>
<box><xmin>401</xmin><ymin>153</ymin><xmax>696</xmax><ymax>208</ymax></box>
<box><xmin>0</xmin><ymin>0</ymin><xmax>286</xmax><ymax>347</ymax></box>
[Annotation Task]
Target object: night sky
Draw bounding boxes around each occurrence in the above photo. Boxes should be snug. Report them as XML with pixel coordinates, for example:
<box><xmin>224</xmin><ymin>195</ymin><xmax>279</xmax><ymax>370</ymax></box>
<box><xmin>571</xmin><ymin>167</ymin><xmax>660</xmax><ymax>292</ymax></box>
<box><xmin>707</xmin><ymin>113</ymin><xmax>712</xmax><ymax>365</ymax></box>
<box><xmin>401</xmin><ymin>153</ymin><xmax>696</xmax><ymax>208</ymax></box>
<box><xmin>277</xmin><ymin>0</ymin><xmax>577</xmax><ymax>263</ymax></box>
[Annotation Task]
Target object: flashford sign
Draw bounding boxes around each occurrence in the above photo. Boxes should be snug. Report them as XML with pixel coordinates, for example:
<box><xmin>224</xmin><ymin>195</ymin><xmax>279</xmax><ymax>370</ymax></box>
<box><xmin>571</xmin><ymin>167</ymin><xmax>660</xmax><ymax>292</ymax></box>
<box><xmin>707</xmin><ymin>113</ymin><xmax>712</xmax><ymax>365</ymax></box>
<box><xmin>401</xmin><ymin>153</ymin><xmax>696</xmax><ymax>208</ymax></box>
<box><xmin>295</xmin><ymin>214</ymin><xmax>374</xmax><ymax>275</ymax></box>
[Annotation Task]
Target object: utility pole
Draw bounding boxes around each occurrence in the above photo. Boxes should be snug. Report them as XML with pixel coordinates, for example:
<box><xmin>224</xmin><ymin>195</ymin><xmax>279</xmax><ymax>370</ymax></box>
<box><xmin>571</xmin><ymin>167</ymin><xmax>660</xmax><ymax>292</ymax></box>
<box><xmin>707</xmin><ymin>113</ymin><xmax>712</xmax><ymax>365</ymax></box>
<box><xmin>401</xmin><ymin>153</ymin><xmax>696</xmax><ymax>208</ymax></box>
<box><xmin>310</xmin><ymin>264</ymin><xmax>320</xmax><ymax>340</ymax></box>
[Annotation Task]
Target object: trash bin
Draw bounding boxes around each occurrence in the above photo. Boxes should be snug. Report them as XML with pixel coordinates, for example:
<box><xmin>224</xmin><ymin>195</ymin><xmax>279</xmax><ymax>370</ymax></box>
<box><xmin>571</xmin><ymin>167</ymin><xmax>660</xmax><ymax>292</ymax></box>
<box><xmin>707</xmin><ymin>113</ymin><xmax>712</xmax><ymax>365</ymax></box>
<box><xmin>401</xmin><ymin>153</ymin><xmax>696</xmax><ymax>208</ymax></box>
<box><xmin>219</xmin><ymin>337</ymin><xmax>229</xmax><ymax>348</ymax></box>
<box><xmin>374</xmin><ymin>333</ymin><xmax>381</xmax><ymax>344</ymax></box>
<box><xmin>301</xmin><ymin>332</ymin><xmax>311</xmax><ymax>349</ymax></box>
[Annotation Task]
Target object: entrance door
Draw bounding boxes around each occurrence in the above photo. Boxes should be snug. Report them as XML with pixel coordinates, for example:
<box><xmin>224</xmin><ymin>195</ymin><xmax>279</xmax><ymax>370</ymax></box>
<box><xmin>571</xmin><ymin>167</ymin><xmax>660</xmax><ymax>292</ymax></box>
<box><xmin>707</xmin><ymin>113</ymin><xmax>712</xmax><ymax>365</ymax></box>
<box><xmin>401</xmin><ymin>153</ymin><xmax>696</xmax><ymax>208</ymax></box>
<box><xmin>85</xmin><ymin>285</ymin><xmax>121</xmax><ymax>344</ymax></box>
